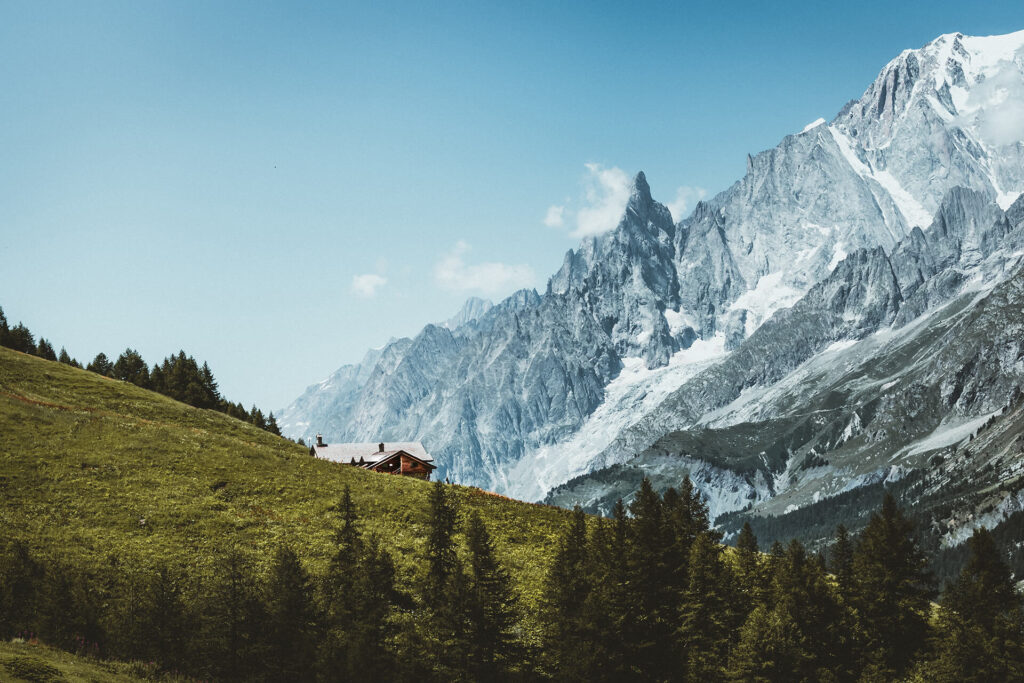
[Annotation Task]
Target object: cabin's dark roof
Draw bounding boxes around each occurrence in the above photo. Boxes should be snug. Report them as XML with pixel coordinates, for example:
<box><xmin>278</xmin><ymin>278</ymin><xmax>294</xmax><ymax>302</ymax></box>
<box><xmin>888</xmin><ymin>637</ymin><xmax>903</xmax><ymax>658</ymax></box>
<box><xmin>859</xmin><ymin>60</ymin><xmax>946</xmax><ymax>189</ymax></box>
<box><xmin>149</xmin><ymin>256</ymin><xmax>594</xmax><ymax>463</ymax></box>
<box><xmin>311</xmin><ymin>441</ymin><xmax>433</xmax><ymax>465</ymax></box>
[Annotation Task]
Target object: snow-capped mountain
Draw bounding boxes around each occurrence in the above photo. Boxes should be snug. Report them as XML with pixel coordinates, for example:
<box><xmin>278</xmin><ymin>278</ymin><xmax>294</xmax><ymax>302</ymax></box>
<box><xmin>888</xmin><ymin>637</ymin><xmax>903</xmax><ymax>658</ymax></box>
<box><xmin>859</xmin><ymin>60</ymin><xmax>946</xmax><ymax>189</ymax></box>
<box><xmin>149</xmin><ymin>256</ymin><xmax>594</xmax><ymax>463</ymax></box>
<box><xmin>280</xmin><ymin>30</ymin><xmax>1024</xmax><ymax>535</ymax></box>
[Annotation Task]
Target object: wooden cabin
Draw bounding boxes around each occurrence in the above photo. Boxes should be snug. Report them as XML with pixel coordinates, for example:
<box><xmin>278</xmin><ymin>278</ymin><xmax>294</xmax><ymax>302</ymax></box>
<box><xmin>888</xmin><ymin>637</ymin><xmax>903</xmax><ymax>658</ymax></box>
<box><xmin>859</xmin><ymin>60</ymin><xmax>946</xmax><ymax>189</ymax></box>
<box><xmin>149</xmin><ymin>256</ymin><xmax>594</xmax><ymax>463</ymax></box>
<box><xmin>309</xmin><ymin>436</ymin><xmax>436</xmax><ymax>480</ymax></box>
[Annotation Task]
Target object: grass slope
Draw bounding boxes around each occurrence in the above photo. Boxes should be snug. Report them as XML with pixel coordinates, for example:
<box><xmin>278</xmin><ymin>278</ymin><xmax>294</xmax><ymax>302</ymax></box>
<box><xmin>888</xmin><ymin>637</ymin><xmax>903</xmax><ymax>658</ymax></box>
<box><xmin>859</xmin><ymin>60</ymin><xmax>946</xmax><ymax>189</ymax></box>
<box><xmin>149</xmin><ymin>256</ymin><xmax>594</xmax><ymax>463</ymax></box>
<box><xmin>0</xmin><ymin>640</ymin><xmax>151</xmax><ymax>682</ymax></box>
<box><xmin>0</xmin><ymin>346</ymin><xmax>570</xmax><ymax>616</ymax></box>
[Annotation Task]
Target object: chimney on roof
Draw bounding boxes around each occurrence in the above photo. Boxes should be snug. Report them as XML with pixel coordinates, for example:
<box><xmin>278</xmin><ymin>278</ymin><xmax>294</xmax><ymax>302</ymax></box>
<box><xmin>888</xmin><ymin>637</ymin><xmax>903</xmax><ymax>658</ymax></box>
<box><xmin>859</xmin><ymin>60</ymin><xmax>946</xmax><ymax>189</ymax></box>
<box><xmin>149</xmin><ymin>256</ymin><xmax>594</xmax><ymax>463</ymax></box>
<box><xmin>316</xmin><ymin>433</ymin><xmax>324</xmax><ymax>447</ymax></box>
<box><xmin>378</xmin><ymin>442</ymin><xmax>385</xmax><ymax>453</ymax></box>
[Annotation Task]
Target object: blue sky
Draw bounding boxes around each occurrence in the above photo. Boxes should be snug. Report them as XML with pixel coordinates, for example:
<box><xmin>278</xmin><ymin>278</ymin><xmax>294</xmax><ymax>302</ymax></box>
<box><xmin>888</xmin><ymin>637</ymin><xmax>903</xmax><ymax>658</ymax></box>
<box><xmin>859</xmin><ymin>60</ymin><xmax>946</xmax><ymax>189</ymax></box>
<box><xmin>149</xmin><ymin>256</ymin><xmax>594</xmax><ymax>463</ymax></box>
<box><xmin>1</xmin><ymin>1</ymin><xmax>1022</xmax><ymax>411</ymax></box>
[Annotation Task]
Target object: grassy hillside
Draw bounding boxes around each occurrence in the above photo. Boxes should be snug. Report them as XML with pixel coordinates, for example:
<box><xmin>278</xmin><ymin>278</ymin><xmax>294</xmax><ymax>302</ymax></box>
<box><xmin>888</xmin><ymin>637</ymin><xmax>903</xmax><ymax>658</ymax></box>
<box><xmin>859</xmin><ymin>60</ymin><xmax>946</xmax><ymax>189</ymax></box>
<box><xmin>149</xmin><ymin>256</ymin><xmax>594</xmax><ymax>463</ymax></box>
<box><xmin>0</xmin><ymin>640</ymin><xmax>151</xmax><ymax>682</ymax></box>
<box><xmin>0</xmin><ymin>345</ymin><xmax>570</xmax><ymax>612</ymax></box>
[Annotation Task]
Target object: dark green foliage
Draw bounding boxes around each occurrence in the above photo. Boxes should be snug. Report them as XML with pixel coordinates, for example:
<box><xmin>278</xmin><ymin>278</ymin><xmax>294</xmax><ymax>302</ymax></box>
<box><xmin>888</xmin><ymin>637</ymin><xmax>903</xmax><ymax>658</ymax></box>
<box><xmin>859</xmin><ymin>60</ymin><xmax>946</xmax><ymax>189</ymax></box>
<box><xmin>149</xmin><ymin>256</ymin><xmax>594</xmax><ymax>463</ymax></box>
<box><xmin>543</xmin><ymin>505</ymin><xmax>590</xmax><ymax>678</ymax></box>
<box><xmin>679</xmin><ymin>532</ymin><xmax>741</xmax><ymax>681</ymax></box>
<box><xmin>112</xmin><ymin>348</ymin><xmax>150</xmax><ymax>388</ymax></box>
<box><xmin>6</xmin><ymin>323</ymin><xmax>36</xmax><ymax>354</ymax></box>
<box><xmin>34</xmin><ymin>338</ymin><xmax>57</xmax><ymax>361</ymax></box>
<box><xmin>266</xmin><ymin>411</ymin><xmax>282</xmax><ymax>436</ymax></box>
<box><xmin>464</xmin><ymin>511</ymin><xmax>519</xmax><ymax>681</ymax></box>
<box><xmin>86</xmin><ymin>352</ymin><xmax>113</xmax><ymax>377</ymax></box>
<box><xmin>199</xmin><ymin>548</ymin><xmax>265</xmax><ymax>681</ymax></box>
<box><xmin>56</xmin><ymin>348</ymin><xmax>80</xmax><ymax>368</ymax></box>
<box><xmin>264</xmin><ymin>546</ymin><xmax>318</xmax><ymax>682</ymax></box>
<box><xmin>849</xmin><ymin>493</ymin><xmax>934</xmax><ymax>678</ymax></box>
<box><xmin>319</xmin><ymin>486</ymin><xmax>399</xmax><ymax>682</ymax></box>
<box><xmin>928</xmin><ymin>528</ymin><xmax>1024</xmax><ymax>681</ymax></box>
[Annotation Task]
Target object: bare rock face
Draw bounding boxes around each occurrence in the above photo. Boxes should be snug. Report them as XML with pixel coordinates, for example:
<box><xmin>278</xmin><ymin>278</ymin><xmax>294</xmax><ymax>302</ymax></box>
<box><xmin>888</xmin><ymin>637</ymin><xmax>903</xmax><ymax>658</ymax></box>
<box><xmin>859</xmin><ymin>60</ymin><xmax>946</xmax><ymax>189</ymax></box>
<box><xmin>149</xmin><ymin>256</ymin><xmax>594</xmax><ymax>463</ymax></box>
<box><xmin>280</xmin><ymin>31</ymin><xmax>1024</xmax><ymax>507</ymax></box>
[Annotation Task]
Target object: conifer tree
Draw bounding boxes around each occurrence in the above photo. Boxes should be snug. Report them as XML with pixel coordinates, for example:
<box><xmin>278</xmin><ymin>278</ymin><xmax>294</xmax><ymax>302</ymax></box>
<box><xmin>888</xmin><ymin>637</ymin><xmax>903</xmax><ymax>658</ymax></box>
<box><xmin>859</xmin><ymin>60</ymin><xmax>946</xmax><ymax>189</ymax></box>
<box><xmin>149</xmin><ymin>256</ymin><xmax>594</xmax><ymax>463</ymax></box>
<box><xmin>581</xmin><ymin>499</ymin><xmax>638</xmax><ymax>681</ymax></box>
<box><xmin>0</xmin><ymin>540</ymin><xmax>43</xmax><ymax>638</ymax></box>
<box><xmin>544</xmin><ymin>505</ymin><xmax>590</xmax><ymax>678</ymax></box>
<box><xmin>0</xmin><ymin>306</ymin><xmax>7</xmax><ymax>346</ymax></box>
<box><xmin>728</xmin><ymin>604</ymin><xmax>806</xmax><ymax>682</ymax></box>
<box><xmin>930</xmin><ymin>528</ymin><xmax>1024</xmax><ymax>681</ymax></box>
<box><xmin>35</xmin><ymin>337</ymin><xmax>57</xmax><ymax>361</ymax></box>
<box><xmin>464</xmin><ymin>510</ymin><xmax>518</xmax><ymax>681</ymax></box>
<box><xmin>830</xmin><ymin>524</ymin><xmax>854</xmax><ymax>601</ymax></box>
<box><xmin>113</xmin><ymin>348</ymin><xmax>150</xmax><ymax>388</ymax></box>
<box><xmin>266</xmin><ymin>412</ymin><xmax>282</xmax><ymax>436</ymax></box>
<box><xmin>87</xmin><ymin>352</ymin><xmax>114</xmax><ymax>377</ymax></box>
<box><xmin>200</xmin><ymin>548</ymin><xmax>264</xmax><ymax>682</ymax></box>
<box><xmin>850</xmin><ymin>493</ymin><xmax>934</xmax><ymax>678</ymax></box>
<box><xmin>57</xmin><ymin>347</ymin><xmax>80</xmax><ymax>367</ymax></box>
<box><xmin>629</xmin><ymin>478</ymin><xmax>678</xmax><ymax>679</ymax></box>
<box><xmin>6</xmin><ymin>323</ymin><xmax>35</xmax><ymax>354</ymax></box>
<box><xmin>143</xmin><ymin>564</ymin><xmax>192</xmax><ymax>672</ymax></box>
<box><xmin>264</xmin><ymin>546</ymin><xmax>317</xmax><ymax>682</ymax></box>
<box><xmin>422</xmin><ymin>480</ymin><xmax>470</xmax><ymax>676</ymax></box>
<box><xmin>679</xmin><ymin>531</ymin><xmax>741</xmax><ymax>681</ymax></box>
<box><xmin>735</xmin><ymin>522</ymin><xmax>764</xmax><ymax>609</ymax></box>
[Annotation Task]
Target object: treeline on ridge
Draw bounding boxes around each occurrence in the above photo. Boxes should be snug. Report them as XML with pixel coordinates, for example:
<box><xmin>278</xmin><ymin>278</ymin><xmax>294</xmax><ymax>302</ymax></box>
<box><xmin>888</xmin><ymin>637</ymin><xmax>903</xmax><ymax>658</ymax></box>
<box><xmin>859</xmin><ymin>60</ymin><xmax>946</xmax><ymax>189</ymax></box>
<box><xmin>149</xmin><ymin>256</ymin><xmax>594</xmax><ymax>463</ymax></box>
<box><xmin>0</xmin><ymin>305</ymin><xmax>283</xmax><ymax>437</ymax></box>
<box><xmin>2</xmin><ymin>477</ymin><xmax>1023</xmax><ymax>681</ymax></box>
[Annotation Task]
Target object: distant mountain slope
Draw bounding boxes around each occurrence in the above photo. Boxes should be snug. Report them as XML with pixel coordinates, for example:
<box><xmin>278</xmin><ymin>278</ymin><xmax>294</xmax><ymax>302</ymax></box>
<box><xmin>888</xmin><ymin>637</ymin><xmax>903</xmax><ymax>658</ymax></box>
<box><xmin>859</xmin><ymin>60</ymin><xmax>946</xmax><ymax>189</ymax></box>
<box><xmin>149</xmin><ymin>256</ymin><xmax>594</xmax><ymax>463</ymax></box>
<box><xmin>281</xmin><ymin>30</ymin><xmax>1024</xmax><ymax>502</ymax></box>
<box><xmin>547</xmin><ymin>190</ymin><xmax>1024</xmax><ymax>547</ymax></box>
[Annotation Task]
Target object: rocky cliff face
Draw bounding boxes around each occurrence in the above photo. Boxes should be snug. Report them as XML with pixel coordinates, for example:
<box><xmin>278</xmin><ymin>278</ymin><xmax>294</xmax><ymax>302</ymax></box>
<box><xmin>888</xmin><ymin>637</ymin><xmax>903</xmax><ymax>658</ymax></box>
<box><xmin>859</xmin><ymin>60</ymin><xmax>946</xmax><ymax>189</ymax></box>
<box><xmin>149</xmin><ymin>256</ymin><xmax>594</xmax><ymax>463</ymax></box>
<box><xmin>280</xmin><ymin>30</ymin><xmax>1024</xmax><ymax>513</ymax></box>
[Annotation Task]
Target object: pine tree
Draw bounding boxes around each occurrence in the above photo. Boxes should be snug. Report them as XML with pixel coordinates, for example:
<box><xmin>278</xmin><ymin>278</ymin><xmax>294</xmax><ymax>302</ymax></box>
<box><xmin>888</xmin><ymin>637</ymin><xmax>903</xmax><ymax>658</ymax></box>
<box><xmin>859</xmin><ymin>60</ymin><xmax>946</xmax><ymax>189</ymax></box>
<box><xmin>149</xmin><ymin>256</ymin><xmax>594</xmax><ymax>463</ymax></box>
<box><xmin>0</xmin><ymin>306</ymin><xmax>8</xmax><ymax>346</ymax></box>
<box><xmin>87</xmin><ymin>352</ymin><xmax>114</xmax><ymax>377</ymax></box>
<box><xmin>679</xmin><ymin>531</ymin><xmax>741</xmax><ymax>681</ymax></box>
<box><xmin>57</xmin><ymin>347</ymin><xmax>80</xmax><ymax>367</ymax></box>
<box><xmin>0</xmin><ymin>540</ymin><xmax>43</xmax><ymax>638</ymax></box>
<box><xmin>728</xmin><ymin>605</ymin><xmax>806</xmax><ymax>682</ymax></box>
<box><xmin>422</xmin><ymin>480</ymin><xmax>470</xmax><ymax>676</ymax></box>
<box><xmin>5</xmin><ymin>323</ymin><xmax>35</xmax><ymax>354</ymax></box>
<box><xmin>580</xmin><ymin>499</ymin><xmax>638</xmax><ymax>681</ymax></box>
<box><xmin>464</xmin><ymin>510</ymin><xmax>519</xmax><ymax>681</ymax></box>
<box><xmin>544</xmin><ymin>505</ymin><xmax>590</xmax><ymax>678</ymax></box>
<box><xmin>34</xmin><ymin>337</ymin><xmax>57</xmax><ymax>361</ymax></box>
<box><xmin>264</xmin><ymin>546</ymin><xmax>317</xmax><ymax>682</ymax></box>
<box><xmin>830</xmin><ymin>524</ymin><xmax>854</xmax><ymax>601</ymax></box>
<box><xmin>629</xmin><ymin>478</ymin><xmax>678</xmax><ymax>679</ymax></box>
<box><xmin>319</xmin><ymin>490</ymin><xmax>398</xmax><ymax>683</ymax></box>
<box><xmin>930</xmin><ymin>528</ymin><xmax>1024</xmax><ymax>681</ymax></box>
<box><xmin>250</xmin><ymin>406</ymin><xmax>267</xmax><ymax>431</ymax></box>
<box><xmin>850</xmin><ymin>493</ymin><xmax>934</xmax><ymax>678</ymax></box>
<box><xmin>113</xmin><ymin>348</ymin><xmax>150</xmax><ymax>388</ymax></box>
<box><xmin>735</xmin><ymin>522</ymin><xmax>764</xmax><ymax>609</ymax></box>
<box><xmin>200</xmin><ymin>549</ymin><xmax>264</xmax><ymax>682</ymax></box>
<box><xmin>143</xmin><ymin>564</ymin><xmax>192</xmax><ymax>672</ymax></box>
<box><xmin>266</xmin><ymin>412</ymin><xmax>282</xmax><ymax>436</ymax></box>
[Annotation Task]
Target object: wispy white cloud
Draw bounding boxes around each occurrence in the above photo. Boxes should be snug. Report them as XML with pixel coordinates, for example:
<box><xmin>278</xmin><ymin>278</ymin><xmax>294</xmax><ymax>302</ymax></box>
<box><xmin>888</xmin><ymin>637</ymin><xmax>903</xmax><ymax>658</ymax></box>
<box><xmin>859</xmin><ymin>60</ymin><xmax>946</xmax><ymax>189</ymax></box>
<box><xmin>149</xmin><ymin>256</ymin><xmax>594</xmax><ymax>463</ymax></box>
<box><xmin>573</xmin><ymin>163</ymin><xmax>632</xmax><ymax>237</ymax></box>
<box><xmin>666</xmin><ymin>185</ymin><xmax>708</xmax><ymax>222</ymax></box>
<box><xmin>433</xmin><ymin>241</ymin><xmax>536</xmax><ymax>296</ymax></box>
<box><xmin>351</xmin><ymin>273</ymin><xmax>388</xmax><ymax>298</ymax></box>
<box><xmin>543</xmin><ymin>204</ymin><xmax>566</xmax><ymax>228</ymax></box>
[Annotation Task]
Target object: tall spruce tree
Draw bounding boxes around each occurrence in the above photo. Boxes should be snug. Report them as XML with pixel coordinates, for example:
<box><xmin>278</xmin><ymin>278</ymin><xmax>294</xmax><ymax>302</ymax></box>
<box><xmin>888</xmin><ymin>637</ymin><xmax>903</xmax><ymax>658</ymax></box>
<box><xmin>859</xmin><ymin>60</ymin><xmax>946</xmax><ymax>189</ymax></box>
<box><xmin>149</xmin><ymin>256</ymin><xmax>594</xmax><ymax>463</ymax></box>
<box><xmin>544</xmin><ymin>505</ymin><xmax>590</xmax><ymax>678</ymax></box>
<box><xmin>35</xmin><ymin>337</ymin><xmax>57</xmax><ymax>361</ymax></box>
<box><xmin>200</xmin><ymin>549</ymin><xmax>264</xmax><ymax>682</ymax></box>
<box><xmin>930</xmin><ymin>528</ymin><xmax>1024</xmax><ymax>681</ymax></box>
<box><xmin>464</xmin><ymin>510</ymin><xmax>518</xmax><ymax>681</ymax></box>
<box><xmin>113</xmin><ymin>348</ymin><xmax>150</xmax><ymax>388</ymax></box>
<box><xmin>679</xmin><ymin>531</ymin><xmax>741</xmax><ymax>681</ymax></box>
<box><xmin>87</xmin><ymin>352</ymin><xmax>114</xmax><ymax>377</ymax></box>
<box><xmin>735</xmin><ymin>522</ymin><xmax>764</xmax><ymax>609</ymax></box>
<box><xmin>628</xmin><ymin>478</ymin><xmax>679</xmax><ymax>680</ymax></box>
<box><xmin>6</xmin><ymin>323</ymin><xmax>35</xmax><ymax>354</ymax></box>
<box><xmin>850</xmin><ymin>493</ymin><xmax>934</xmax><ymax>678</ymax></box>
<box><xmin>422</xmin><ymin>480</ymin><xmax>470</xmax><ymax>677</ymax></box>
<box><xmin>581</xmin><ymin>499</ymin><xmax>638</xmax><ymax>681</ymax></box>
<box><xmin>264</xmin><ymin>546</ymin><xmax>317</xmax><ymax>682</ymax></box>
